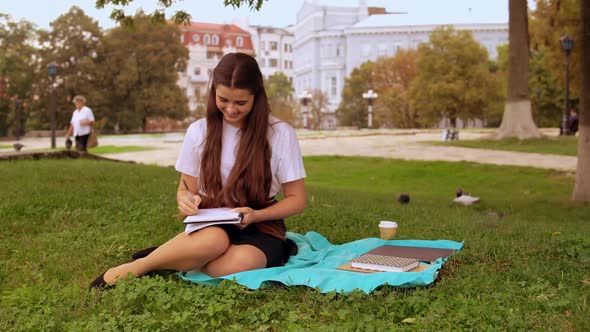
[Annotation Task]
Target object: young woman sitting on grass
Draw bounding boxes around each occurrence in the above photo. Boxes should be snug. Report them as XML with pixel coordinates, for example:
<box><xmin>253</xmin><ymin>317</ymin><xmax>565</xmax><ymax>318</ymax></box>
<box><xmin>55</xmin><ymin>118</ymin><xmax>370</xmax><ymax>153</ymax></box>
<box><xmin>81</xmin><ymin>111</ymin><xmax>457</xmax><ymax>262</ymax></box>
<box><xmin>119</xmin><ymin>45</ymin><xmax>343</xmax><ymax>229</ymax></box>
<box><xmin>91</xmin><ymin>53</ymin><xmax>307</xmax><ymax>288</ymax></box>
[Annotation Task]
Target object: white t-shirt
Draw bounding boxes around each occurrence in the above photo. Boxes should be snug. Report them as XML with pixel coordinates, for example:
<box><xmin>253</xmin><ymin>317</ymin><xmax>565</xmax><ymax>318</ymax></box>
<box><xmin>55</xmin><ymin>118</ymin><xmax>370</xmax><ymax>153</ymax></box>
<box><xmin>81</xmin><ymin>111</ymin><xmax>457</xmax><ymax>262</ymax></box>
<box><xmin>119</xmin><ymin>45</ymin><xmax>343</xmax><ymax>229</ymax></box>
<box><xmin>70</xmin><ymin>106</ymin><xmax>95</xmax><ymax>136</ymax></box>
<box><xmin>175</xmin><ymin>115</ymin><xmax>306</xmax><ymax>198</ymax></box>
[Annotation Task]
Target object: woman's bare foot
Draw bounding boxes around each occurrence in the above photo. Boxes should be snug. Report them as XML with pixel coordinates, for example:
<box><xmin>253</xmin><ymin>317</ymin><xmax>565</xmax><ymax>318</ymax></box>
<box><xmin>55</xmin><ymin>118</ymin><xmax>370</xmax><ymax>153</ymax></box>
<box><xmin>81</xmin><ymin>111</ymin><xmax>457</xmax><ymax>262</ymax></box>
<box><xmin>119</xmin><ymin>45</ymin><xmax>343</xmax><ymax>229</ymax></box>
<box><xmin>103</xmin><ymin>261</ymin><xmax>141</xmax><ymax>284</ymax></box>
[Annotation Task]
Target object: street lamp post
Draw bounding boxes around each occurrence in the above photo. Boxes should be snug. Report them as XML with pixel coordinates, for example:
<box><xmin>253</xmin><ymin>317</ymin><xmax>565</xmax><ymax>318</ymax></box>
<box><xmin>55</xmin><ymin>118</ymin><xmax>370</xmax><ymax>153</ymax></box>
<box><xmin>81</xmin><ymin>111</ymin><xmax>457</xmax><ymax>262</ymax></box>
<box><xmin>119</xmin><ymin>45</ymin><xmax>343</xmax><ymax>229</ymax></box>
<box><xmin>47</xmin><ymin>62</ymin><xmax>58</xmax><ymax>148</ymax></box>
<box><xmin>298</xmin><ymin>90</ymin><xmax>312</xmax><ymax>129</ymax></box>
<box><xmin>560</xmin><ymin>36</ymin><xmax>574</xmax><ymax>136</ymax></box>
<box><xmin>362</xmin><ymin>89</ymin><xmax>378</xmax><ymax>129</ymax></box>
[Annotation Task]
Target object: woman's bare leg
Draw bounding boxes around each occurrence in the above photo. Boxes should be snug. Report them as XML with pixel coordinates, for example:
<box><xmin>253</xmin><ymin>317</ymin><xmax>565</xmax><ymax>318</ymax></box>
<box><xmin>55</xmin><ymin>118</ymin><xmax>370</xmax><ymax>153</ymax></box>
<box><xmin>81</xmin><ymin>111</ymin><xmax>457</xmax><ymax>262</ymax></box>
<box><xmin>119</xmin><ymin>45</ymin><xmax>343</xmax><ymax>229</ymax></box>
<box><xmin>102</xmin><ymin>226</ymin><xmax>230</xmax><ymax>284</ymax></box>
<box><xmin>201</xmin><ymin>244</ymin><xmax>267</xmax><ymax>278</ymax></box>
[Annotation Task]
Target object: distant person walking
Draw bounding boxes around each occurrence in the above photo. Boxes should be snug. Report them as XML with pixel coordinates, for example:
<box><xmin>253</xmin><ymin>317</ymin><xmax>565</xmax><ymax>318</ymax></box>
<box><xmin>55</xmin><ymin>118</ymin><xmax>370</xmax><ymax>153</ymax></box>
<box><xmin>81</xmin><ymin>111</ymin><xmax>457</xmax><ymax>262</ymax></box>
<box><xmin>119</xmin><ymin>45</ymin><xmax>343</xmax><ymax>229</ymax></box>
<box><xmin>567</xmin><ymin>109</ymin><xmax>579</xmax><ymax>136</ymax></box>
<box><xmin>65</xmin><ymin>95</ymin><xmax>95</xmax><ymax>152</ymax></box>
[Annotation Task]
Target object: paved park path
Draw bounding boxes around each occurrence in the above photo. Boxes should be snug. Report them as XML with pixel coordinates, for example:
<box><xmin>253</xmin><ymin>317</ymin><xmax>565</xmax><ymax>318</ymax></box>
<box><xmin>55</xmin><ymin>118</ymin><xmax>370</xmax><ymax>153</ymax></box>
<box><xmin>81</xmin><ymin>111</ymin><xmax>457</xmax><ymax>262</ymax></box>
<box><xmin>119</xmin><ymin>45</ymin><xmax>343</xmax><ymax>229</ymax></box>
<box><xmin>1</xmin><ymin>129</ymin><xmax>577</xmax><ymax>171</ymax></box>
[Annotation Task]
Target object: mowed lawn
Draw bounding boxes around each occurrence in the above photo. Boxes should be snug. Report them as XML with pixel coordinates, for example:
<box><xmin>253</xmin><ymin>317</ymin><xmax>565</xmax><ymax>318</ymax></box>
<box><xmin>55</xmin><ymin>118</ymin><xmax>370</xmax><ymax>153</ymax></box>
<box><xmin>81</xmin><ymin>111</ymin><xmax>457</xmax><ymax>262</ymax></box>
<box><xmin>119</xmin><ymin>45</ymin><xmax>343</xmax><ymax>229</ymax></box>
<box><xmin>427</xmin><ymin>136</ymin><xmax>579</xmax><ymax>156</ymax></box>
<box><xmin>87</xmin><ymin>145</ymin><xmax>156</xmax><ymax>154</ymax></box>
<box><xmin>0</xmin><ymin>157</ymin><xmax>589</xmax><ymax>331</ymax></box>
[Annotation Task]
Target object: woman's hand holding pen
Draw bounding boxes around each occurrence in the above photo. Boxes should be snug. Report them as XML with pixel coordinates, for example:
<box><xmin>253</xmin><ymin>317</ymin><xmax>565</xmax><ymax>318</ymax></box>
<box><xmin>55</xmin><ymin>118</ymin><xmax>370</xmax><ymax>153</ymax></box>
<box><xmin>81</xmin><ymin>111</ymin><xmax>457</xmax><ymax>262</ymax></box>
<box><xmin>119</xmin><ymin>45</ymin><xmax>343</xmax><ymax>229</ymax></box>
<box><xmin>231</xmin><ymin>207</ymin><xmax>259</xmax><ymax>229</ymax></box>
<box><xmin>177</xmin><ymin>187</ymin><xmax>201</xmax><ymax>216</ymax></box>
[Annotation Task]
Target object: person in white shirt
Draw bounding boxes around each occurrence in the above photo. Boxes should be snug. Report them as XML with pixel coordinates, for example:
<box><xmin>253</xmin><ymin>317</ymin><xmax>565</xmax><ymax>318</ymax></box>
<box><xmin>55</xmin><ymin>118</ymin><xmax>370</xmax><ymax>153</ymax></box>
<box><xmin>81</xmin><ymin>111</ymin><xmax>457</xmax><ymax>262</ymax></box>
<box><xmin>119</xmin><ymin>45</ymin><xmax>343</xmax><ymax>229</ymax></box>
<box><xmin>91</xmin><ymin>53</ymin><xmax>307</xmax><ymax>288</ymax></box>
<box><xmin>65</xmin><ymin>95</ymin><xmax>95</xmax><ymax>152</ymax></box>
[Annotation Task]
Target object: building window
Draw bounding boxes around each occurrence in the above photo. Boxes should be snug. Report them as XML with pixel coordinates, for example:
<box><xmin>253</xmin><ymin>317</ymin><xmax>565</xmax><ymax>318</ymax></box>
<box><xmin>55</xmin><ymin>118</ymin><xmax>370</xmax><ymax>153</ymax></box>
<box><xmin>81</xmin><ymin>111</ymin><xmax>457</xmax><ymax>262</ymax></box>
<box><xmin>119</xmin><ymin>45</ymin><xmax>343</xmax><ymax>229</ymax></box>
<box><xmin>237</xmin><ymin>37</ymin><xmax>243</xmax><ymax>47</ymax></box>
<box><xmin>204</xmin><ymin>34</ymin><xmax>210</xmax><ymax>44</ymax></box>
<box><xmin>289</xmin><ymin>44</ymin><xmax>292</xmax><ymax>52</ymax></box>
<box><xmin>212</xmin><ymin>35</ymin><xmax>219</xmax><ymax>45</ymax></box>
<box><xmin>194</xmin><ymin>67</ymin><xmax>201</xmax><ymax>75</ymax></box>
<box><xmin>284</xmin><ymin>60</ymin><xmax>288</xmax><ymax>69</ymax></box>
<box><xmin>331</xmin><ymin>77</ymin><xmax>337</xmax><ymax>97</ymax></box>
<box><xmin>270</xmin><ymin>41</ymin><xmax>278</xmax><ymax>51</ymax></box>
<box><xmin>284</xmin><ymin>44</ymin><xmax>289</xmax><ymax>52</ymax></box>
<box><xmin>336</xmin><ymin>46</ymin><xmax>340</xmax><ymax>57</ymax></box>
<box><xmin>269</xmin><ymin>58</ymin><xmax>278</xmax><ymax>67</ymax></box>
<box><xmin>192</xmin><ymin>34</ymin><xmax>199</xmax><ymax>42</ymax></box>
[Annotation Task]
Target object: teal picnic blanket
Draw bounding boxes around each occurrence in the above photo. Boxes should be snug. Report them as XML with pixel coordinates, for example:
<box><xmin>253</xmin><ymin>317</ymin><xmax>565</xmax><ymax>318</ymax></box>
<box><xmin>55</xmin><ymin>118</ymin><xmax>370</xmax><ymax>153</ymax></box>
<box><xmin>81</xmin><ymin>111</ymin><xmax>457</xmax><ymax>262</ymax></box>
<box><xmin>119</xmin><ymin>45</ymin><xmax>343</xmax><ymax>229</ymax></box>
<box><xmin>179</xmin><ymin>231</ymin><xmax>463</xmax><ymax>294</ymax></box>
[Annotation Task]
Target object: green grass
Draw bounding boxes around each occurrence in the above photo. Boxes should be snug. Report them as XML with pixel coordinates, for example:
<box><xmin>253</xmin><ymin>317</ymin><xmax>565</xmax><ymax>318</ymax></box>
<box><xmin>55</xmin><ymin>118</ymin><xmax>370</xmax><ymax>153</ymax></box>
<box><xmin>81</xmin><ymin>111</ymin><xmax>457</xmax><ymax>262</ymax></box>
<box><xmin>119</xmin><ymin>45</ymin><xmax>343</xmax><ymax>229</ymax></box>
<box><xmin>87</xmin><ymin>145</ymin><xmax>156</xmax><ymax>154</ymax></box>
<box><xmin>0</xmin><ymin>145</ymin><xmax>12</xmax><ymax>149</ymax></box>
<box><xmin>99</xmin><ymin>133</ymin><xmax>170</xmax><ymax>139</ymax></box>
<box><xmin>1</xmin><ymin>157</ymin><xmax>589</xmax><ymax>330</ymax></box>
<box><xmin>6</xmin><ymin>146</ymin><xmax>155</xmax><ymax>154</ymax></box>
<box><xmin>427</xmin><ymin>136</ymin><xmax>579</xmax><ymax>156</ymax></box>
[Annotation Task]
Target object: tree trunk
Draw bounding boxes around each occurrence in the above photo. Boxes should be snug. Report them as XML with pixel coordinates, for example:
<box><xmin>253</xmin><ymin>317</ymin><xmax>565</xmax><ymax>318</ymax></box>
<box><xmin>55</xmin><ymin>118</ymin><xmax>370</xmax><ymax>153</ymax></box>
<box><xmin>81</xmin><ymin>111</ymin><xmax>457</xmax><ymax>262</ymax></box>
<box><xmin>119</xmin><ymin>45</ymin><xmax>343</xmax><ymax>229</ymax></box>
<box><xmin>142</xmin><ymin>112</ymin><xmax>147</xmax><ymax>133</ymax></box>
<box><xmin>495</xmin><ymin>0</ymin><xmax>542</xmax><ymax>139</ymax></box>
<box><xmin>572</xmin><ymin>0</ymin><xmax>590</xmax><ymax>202</ymax></box>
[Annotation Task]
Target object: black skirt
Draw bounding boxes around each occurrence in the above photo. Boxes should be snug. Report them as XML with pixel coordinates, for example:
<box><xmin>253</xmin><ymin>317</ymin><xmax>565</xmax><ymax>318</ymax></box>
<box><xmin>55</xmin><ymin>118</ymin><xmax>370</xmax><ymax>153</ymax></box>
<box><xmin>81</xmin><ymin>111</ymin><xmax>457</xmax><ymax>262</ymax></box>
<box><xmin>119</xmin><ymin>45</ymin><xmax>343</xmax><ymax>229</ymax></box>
<box><xmin>217</xmin><ymin>222</ymin><xmax>297</xmax><ymax>267</ymax></box>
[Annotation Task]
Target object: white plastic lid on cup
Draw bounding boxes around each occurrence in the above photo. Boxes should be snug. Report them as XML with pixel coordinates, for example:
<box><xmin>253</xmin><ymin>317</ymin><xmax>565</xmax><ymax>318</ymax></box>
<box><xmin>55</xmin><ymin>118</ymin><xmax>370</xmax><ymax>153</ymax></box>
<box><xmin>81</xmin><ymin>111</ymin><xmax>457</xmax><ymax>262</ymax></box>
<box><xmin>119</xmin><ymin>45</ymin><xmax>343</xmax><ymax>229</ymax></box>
<box><xmin>379</xmin><ymin>221</ymin><xmax>398</xmax><ymax>228</ymax></box>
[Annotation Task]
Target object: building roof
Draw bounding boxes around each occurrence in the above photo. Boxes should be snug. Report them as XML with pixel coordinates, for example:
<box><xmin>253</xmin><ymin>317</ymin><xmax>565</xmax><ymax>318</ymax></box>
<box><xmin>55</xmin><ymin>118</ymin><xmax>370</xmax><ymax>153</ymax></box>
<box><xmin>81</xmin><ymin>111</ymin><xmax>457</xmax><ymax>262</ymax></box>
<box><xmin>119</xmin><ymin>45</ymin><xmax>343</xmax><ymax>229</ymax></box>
<box><xmin>351</xmin><ymin>13</ymin><xmax>507</xmax><ymax>29</ymax></box>
<box><xmin>181</xmin><ymin>22</ymin><xmax>250</xmax><ymax>35</ymax></box>
<box><xmin>179</xmin><ymin>22</ymin><xmax>254</xmax><ymax>53</ymax></box>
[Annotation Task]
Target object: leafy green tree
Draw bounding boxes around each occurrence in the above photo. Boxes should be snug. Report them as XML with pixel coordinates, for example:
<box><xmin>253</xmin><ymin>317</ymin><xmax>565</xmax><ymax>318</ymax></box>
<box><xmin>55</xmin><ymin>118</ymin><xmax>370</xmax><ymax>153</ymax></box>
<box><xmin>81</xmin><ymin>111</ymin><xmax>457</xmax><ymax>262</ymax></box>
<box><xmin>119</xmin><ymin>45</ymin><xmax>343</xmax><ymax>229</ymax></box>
<box><xmin>338</xmin><ymin>51</ymin><xmax>419</xmax><ymax>129</ymax></box>
<box><xmin>264</xmin><ymin>72</ymin><xmax>296</xmax><ymax>126</ymax></box>
<box><xmin>409</xmin><ymin>26</ymin><xmax>498</xmax><ymax>128</ymax></box>
<box><xmin>530</xmin><ymin>0</ymin><xmax>581</xmax><ymax>97</ymax></box>
<box><xmin>100</xmin><ymin>12</ymin><xmax>189</xmax><ymax>131</ymax></box>
<box><xmin>484</xmin><ymin>46</ymin><xmax>507</xmax><ymax>128</ymax></box>
<box><xmin>0</xmin><ymin>15</ymin><xmax>39</xmax><ymax>137</ymax></box>
<box><xmin>336</xmin><ymin>61</ymin><xmax>374</xmax><ymax>128</ymax></box>
<box><xmin>572</xmin><ymin>0</ymin><xmax>589</xmax><ymax>202</ymax></box>
<box><xmin>529</xmin><ymin>49</ymin><xmax>565</xmax><ymax>127</ymax></box>
<box><xmin>309</xmin><ymin>89</ymin><xmax>329</xmax><ymax>130</ymax></box>
<box><xmin>372</xmin><ymin>49</ymin><xmax>419</xmax><ymax>128</ymax></box>
<box><xmin>38</xmin><ymin>6</ymin><xmax>105</xmax><ymax>131</ymax></box>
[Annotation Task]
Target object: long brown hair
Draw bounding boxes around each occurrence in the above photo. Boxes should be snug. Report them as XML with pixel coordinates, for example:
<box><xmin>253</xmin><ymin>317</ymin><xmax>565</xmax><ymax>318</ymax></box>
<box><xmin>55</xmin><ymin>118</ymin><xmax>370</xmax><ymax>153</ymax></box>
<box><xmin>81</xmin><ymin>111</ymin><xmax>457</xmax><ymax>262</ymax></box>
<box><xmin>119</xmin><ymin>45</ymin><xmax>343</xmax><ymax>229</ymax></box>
<box><xmin>200</xmin><ymin>53</ymin><xmax>272</xmax><ymax>209</ymax></box>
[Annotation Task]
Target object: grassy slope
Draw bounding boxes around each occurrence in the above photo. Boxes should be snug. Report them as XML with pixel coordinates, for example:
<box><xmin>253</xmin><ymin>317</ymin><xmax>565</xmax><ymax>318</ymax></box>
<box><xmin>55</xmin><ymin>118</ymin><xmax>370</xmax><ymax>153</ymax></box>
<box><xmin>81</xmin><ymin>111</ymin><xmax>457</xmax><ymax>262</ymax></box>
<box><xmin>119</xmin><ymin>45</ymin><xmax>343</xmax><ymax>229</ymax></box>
<box><xmin>0</xmin><ymin>157</ymin><xmax>588</xmax><ymax>331</ymax></box>
<box><xmin>87</xmin><ymin>145</ymin><xmax>156</xmax><ymax>154</ymax></box>
<box><xmin>427</xmin><ymin>136</ymin><xmax>579</xmax><ymax>156</ymax></box>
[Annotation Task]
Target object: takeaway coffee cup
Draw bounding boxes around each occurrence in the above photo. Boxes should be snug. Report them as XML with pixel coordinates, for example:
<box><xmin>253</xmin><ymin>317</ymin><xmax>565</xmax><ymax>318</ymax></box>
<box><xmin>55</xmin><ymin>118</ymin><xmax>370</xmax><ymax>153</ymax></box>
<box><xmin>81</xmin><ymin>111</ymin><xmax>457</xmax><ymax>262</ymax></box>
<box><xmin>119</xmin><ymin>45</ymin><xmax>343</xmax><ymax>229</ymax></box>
<box><xmin>379</xmin><ymin>221</ymin><xmax>398</xmax><ymax>240</ymax></box>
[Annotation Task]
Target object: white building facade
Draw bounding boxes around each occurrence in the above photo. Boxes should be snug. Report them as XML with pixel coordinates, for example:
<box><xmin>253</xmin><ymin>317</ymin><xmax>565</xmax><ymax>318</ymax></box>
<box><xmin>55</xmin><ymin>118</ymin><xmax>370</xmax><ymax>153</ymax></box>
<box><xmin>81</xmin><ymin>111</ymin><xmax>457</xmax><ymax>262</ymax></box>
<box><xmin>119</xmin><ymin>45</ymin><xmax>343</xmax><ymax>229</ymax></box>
<box><xmin>246</xmin><ymin>25</ymin><xmax>295</xmax><ymax>82</ymax></box>
<box><xmin>293</xmin><ymin>0</ymin><xmax>508</xmax><ymax>129</ymax></box>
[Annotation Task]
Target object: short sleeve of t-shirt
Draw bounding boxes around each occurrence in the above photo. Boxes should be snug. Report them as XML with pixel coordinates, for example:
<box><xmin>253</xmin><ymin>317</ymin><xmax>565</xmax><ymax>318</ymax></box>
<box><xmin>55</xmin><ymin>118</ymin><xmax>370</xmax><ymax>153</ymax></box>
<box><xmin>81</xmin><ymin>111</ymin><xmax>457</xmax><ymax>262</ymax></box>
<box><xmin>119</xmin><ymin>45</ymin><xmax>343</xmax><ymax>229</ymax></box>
<box><xmin>86</xmin><ymin>107</ymin><xmax>95</xmax><ymax>121</ymax></box>
<box><xmin>175</xmin><ymin>120</ymin><xmax>206</xmax><ymax>177</ymax></box>
<box><xmin>70</xmin><ymin>107</ymin><xmax>95</xmax><ymax>123</ymax></box>
<box><xmin>275</xmin><ymin>124</ymin><xmax>306</xmax><ymax>184</ymax></box>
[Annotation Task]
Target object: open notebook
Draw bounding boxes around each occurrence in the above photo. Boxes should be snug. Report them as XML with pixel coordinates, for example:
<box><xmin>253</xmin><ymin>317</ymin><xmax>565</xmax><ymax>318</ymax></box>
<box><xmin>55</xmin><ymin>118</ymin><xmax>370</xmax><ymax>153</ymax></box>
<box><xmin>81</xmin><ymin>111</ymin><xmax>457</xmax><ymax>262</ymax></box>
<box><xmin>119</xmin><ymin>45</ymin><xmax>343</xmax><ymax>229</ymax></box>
<box><xmin>183</xmin><ymin>208</ymin><xmax>243</xmax><ymax>234</ymax></box>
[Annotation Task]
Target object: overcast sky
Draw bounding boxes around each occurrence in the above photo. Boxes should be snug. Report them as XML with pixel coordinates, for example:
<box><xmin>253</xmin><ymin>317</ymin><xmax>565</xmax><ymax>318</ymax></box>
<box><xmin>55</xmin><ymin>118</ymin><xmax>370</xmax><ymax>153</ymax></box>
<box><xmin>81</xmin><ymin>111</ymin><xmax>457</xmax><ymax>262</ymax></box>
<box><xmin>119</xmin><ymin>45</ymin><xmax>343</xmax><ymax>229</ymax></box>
<box><xmin>2</xmin><ymin>0</ymin><xmax>511</xmax><ymax>30</ymax></box>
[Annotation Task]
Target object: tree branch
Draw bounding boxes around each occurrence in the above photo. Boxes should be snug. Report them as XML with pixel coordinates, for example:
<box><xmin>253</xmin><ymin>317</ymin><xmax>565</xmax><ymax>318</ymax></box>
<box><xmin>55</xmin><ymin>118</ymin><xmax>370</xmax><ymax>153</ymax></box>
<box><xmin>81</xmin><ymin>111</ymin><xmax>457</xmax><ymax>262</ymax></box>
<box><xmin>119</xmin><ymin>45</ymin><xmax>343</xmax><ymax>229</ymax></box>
<box><xmin>95</xmin><ymin>0</ymin><xmax>266</xmax><ymax>25</ymax></box>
